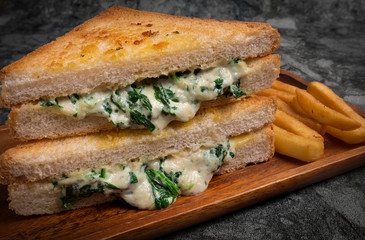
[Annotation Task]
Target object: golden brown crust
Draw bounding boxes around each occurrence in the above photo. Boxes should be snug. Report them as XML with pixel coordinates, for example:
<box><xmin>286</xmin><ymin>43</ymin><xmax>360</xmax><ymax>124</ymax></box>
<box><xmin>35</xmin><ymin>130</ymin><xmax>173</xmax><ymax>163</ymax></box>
<box><xmin>0</xmin><ymin>6</ymin><xmax>280</xmax><ymax>107</ymax></box>
<box><xmin>1</xmin><ymin>7</ymin><xmax>278</xmax><ymax>74</ymax></box>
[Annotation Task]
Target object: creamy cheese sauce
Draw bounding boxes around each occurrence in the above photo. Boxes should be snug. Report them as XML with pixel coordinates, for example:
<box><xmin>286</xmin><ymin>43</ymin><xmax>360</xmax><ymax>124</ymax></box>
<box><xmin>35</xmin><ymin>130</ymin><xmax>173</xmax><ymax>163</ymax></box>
<box><xmin>39</xmin><ymin>60</ymin><xmax>248</xmax><ymax>131</ymax></box>
<box><xmin>54</xmin><ymin>140</ymin><xmax>234</xmax><ymax>210</ymax></box>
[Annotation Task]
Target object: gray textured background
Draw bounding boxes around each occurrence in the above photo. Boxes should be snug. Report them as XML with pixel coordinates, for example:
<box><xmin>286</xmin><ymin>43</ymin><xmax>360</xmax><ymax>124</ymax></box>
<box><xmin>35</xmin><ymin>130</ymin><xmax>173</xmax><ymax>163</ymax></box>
<box><xmin>0</xmin><ymin>0</ymin><xmax>364</xmax><ymax>239</ymax></box>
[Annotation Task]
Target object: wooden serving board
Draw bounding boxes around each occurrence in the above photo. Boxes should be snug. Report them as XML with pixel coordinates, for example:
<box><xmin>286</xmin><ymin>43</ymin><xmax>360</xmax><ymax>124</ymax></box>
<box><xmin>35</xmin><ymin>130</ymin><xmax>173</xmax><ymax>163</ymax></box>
<box><xmin>0</xmin><ymin>70</ymin><xmax>364</xmax><ymax>240</ymax></box>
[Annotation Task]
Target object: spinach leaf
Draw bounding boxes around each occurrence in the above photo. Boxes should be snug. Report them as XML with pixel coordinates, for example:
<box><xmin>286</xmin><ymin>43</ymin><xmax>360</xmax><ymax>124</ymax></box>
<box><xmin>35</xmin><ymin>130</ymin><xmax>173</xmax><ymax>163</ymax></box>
<box><xmin>231</xmin><ymin>84</ymin><xmax>245</xmax><ymax>98</ymax></box>
<box><xmin>145</xmin><ymin>168</ymin><xmax>181</xmax><ymax>209</ymax></box>
<box><xmin>200</xmin><ymin>86</ymin><xmax>208</xmax><ymax>92</ymax></box>
<box><xmin>154</xmin><ymin>85</ymin><xmax>179</xmax><ymax>105</ymax></box>
<box><xmin>210</xmin><ymin>144</ymin><xmax>225</xmax><ymax>162</ymax></box>
<box><xmin>79</xmin><ymin>184</ymin><xmax>104</xmax><ymax>195</ymax></box>
<box><xmin>161</xmin><ymin>106</ymin><xmax>177</xmax><ymax>116</ymax></box>
<box><xmin>68</xmin><ymin>94</ymin><xmax>80</xmax><ymax>104</ymax></box>
<box><xmin>40</xmin><ymin>99</ymin><xmax>63</xmax><ymax>108</ymax></box>
<box><xmin>159</xmin><ymin>157</ymin><xmax>182</xmax><ymax>185</ymax></box>
<box><xmin>129</xmin><ymin>172</ymin><xmax>138</xmax><ymax>184</ymax></box>
<box><xmin>230</xmin><ymin>81</ymin><xmax>246</xmax><ymax>99</ymax></box>
<box><xmin>232</xmin><ymin>59</ymin><xmax>242</xmax><ymax>64</ymax></box>
<box><xmin>100</xmin><ymin>168</ymin><xmax>106</xmax><ymax>178</ymax></box>
<box><xmin>110</xmin><ymin>92</ymin><xmax>126</xmax><ymax>113</ymax></box>
<box><xmin>214</xmin><ymin>78</ymin><xmax>224</xmax><ymax>94</ymax></box>
<box><xmin>165</xmin><ymin>171</ymin><xmax>182</xmax><ymax>185</ymax></box>
<box><xmin>104</xmin><ymin>182</ymin><xmax>119</xmax><ymax>189</ymax></box>
<box><xmin>210</xmin><ymin>144</ymin><xmax>229</xmax><ymax>164</ymax></box>
<box><xmin>214</xmin><ymin>144</ymin><xmax>224</xmax><ymax>159</ymax></box>
<box><xmin>154</xmin><ymin>85</ymin><xmax>179</xmax><ymax>116</ymax></box>
<box><xmin>103</xmin><ymin>101</ymin><xmax>113</xmax><ymax>115</ymax></box>
<box><xmin>60</xmin><ymin>183</ymin><xmax>104</xmax><ymax>209</ymax></box>
<box><xmin>128</xmin><ymin>87</ymin><xmax>152</xmax><ymax>112</ymax></box>
<box><xmin>129</xmin><ymin>109</ymin><xmax>155</xmax><ymax>132</ymax></box>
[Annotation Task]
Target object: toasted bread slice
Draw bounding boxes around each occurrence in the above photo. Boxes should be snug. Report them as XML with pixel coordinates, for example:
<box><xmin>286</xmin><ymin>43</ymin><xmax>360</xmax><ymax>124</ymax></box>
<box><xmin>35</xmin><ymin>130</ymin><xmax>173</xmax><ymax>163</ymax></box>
<box><xmin>0</xmin><ymin>96</ymin><xmax>276</xmax><ymax>185</ymax></box>
<box><xmin>0</xmin><ymin>6</ymin><xmax>279</xmax><ymax>107</ymax></box>
<box><xmin>7</xmin><ymin>54</ymin><xmax>280</xmax><ymax>141</ymax></box>
<box><xmin>8</xmin><ymin>125</ymin><xmax>274</xmax><ymax>216</ymax></box>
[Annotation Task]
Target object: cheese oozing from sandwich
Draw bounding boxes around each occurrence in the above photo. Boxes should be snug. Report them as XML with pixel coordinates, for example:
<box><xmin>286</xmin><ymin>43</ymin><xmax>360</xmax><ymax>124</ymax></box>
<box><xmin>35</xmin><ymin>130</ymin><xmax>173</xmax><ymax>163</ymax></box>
<box><xmin>52</xmin><ymin>139</ymin><xmax>236</xmax><ymax>210</ymax></box>
<box><xmin>37</xmin><ymin>60</ymin><xmax>248</xmax><ymax>131</ymax></box>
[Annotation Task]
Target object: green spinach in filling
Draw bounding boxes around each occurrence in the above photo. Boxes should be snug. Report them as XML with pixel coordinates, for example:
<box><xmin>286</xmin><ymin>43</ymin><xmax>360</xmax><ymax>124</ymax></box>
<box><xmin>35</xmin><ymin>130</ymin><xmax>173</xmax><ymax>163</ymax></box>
<box><xmin>54</xmin><ymin>141</ymin><xmax>234</xmax><ymax>210</ymax></box>
<box><xmin>39</xmin><ymin>60</ymin><xmax>248</xmax><ymax>132</ymax></box>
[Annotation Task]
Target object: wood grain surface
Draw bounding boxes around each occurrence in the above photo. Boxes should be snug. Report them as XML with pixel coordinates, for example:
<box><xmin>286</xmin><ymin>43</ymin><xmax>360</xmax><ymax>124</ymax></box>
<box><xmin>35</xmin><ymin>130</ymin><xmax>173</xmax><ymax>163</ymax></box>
<box><xmin>0</xmin><ymin>70</ymin><xmax>364</xmax><ymax>240</ymax></box>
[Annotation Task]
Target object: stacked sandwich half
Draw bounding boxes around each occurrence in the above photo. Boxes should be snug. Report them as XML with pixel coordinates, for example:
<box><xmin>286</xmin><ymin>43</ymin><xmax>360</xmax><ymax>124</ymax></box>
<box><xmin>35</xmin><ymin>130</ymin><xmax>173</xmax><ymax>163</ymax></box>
<box><xmin>0</xmin><ymin>6</ymin><xmax>280</xmax><ymax>215</ymax></box>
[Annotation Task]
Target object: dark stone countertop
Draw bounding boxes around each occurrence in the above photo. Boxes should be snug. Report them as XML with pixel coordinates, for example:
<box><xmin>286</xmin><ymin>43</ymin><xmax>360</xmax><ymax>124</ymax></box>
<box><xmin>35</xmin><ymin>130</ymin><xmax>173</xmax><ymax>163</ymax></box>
<box><xmin>0</xmin><ymin>1</ymin><xmax>364</xmax><ymax>239</ymax></box>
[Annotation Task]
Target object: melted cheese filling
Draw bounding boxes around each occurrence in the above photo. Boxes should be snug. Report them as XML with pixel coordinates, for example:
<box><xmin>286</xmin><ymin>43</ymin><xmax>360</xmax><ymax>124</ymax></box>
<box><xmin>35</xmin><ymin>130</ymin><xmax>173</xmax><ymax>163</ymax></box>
<box><xmin>53</xmin><ymin>140</ymin><xmax>234</xmax><ymax>210</ymax></box>
<box><xmin>39</xmin><ymin>60</ymin><xmax>248</xmax><ymax>131</ymax></box>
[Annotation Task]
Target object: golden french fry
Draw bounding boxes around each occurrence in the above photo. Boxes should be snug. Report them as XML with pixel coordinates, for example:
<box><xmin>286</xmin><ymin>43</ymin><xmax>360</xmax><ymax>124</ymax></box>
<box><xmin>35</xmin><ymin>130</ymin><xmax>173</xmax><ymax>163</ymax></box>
<box><xmin>275</xmin><ymin>97</ymin><xmax>326</xmax><ymax>135</ymax></box>
<box><xmin>307</xmin><ymin>81</ymin><xmax>365</xmax><ymax>125</ymax></box>
<box><xmin>257</xmin><ymin>88</ymin><xmax>294</xmax><ymax>104</ymax></box>
<box><xmin>326</xmin><ymin>126</ymin><xmax>365</xmax><ymax>144</ymax></box>
<box><xmin>307</xmin><ymin>82</ymin><xmax>365</xmax><ymax>144</ymax></box>
<box><xmin>296</xmin><ymin>89</ymin><xmax>361</xmax><ymax>130</ymax></box>
<box><xmin>271</xmin><ymin>80</ymin><xmax>298</xmax><ymax>94</ymax></box>
<box><xmin>289</xmin><ymin>96</ymin><xmax>308</xmax><ymax>116</ymax></box>
<box><xmin>273</xmin><ymin>125</ymin><xmax>324</xmax><ymax>162</ymax></box>
<box><xmin>274</xmin><ymin>109</ymin><xmax>323</xmax><ymax>141</ymax></box>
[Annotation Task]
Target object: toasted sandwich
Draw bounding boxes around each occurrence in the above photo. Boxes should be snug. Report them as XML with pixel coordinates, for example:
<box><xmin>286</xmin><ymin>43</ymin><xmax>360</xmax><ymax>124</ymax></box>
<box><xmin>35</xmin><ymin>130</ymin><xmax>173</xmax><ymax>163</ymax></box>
<box><xmin>0</xmin><ymin>6</ymin><xmax>280</xmax><ymax>141</ymax></box>
<box><xmin>0</xmin><ymin>6</ymin><xmax>280</xmax><ymax>215</ymax></box>
<box><xmin>0</xmin><ymin>97</ymin><xmax>276</xmax><ymax>215</ymax></box>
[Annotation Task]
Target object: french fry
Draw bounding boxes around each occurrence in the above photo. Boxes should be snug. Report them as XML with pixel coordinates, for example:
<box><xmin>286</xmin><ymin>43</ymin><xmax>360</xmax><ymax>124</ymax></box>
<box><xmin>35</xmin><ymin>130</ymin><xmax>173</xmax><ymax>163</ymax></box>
<box><xmin>271</xmin><ymin>80</ymin><xmax>298</xmax><ymax>94</ymax></box>
<box><xmin>275</xmin><ymin>97</ymin><xmax>326</xmax><ymax>135</ymax></box>
<box><xmin>257</xmin><ymin>88</ymin><xmax>294</xmax><ymax>104</ymax></box>
<box><xmin>289</xmin><ymin>95</ymin><xmax>308</xmax><ymax>116</ymax></box>
<box><xmin>262</xmin><ymin>80</ymin><xmax>364</xmax><ymax>153</ymax></box>
<box><xmin>307</xmin><ymin>81</ymin><xmax>365</xmax><ymax>125</ymax></box>
<box><xmin>306</xmin><ymin>82</ymin><xmax>365</xmax><ymax>144</ymax></box>
<box><xmin>326</xmin><ymin>126</ymin><xmax>365</xmax><ymax>144</ymax></box>
<box><xmin>296</xmin><ymin>89</ymin><xmax>361</xmax><ymax>130</ymax></box>
<box><xmin>274</xmin><ymin>109</ymin><xmax>323</xmax><ymax>141</ymax></box>
<box><xmin>273</xmin><ymin>125</ymin><xmax>324</xmax><ymax>162</ymax></box>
